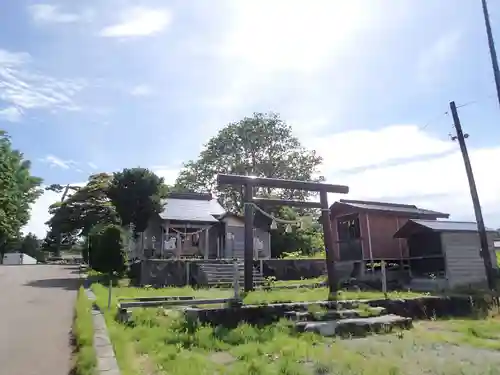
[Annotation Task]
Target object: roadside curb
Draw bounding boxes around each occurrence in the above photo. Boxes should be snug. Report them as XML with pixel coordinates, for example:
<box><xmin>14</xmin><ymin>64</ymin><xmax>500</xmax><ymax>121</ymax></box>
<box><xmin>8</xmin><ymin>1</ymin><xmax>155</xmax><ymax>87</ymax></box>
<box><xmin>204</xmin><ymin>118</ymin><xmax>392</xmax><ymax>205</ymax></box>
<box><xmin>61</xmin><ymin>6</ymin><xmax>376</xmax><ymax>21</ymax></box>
<box><xmin>84</xmin><ymin>279</ymin><xmax>121</xmax><ymax>375</ymax></box>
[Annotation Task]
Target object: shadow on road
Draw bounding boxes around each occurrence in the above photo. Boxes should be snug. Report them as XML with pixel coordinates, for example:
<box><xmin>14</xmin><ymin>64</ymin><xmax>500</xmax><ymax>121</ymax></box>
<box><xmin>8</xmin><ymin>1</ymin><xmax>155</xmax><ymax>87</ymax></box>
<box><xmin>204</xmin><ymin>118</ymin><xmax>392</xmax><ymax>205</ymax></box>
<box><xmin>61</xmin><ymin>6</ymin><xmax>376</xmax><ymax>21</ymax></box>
<box><xmin>24</xmin><ymin>278</ymin><xmax>81</xmax><ymax>290</ymax></box>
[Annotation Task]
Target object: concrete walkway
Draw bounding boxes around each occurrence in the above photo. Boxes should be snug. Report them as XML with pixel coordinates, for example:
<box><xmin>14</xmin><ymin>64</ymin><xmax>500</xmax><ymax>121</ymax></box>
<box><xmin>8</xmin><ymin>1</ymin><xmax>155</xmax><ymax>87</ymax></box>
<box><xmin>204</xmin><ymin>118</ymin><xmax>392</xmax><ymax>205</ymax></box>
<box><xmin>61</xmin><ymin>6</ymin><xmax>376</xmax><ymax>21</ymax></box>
<box><xmin>0</xmin><ymin>264</ymin><xmax>80</xmax><ymax>375</ymax></box>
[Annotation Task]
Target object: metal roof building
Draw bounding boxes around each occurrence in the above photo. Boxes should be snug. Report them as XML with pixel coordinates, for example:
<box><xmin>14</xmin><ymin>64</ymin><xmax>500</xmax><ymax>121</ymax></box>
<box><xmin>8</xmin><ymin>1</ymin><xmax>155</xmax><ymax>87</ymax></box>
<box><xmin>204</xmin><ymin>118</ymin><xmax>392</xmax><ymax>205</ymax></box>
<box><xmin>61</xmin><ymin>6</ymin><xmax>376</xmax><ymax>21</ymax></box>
<box><xmin>334</xmin><ymin>199</ymin><xmax>449</xmax><ymax>218</ymax></box>
<box><xmin>394</xmin><ymin>219</ymin><xmax>498</xmax><ymax>291</ymax></box>
<box><xmin>159</xmin><ymin>192</ymin><xmax>226</xmax><ymax>223</ymax></box>
<box><xmin>328</xmin><ymin>199</ymin><xmax>450</xmax><ymax>265</ymax></box>
<box><xmin>394</xmin><ymin>219</ymin><xmax>497</xmax><ymax>238</ymax></box>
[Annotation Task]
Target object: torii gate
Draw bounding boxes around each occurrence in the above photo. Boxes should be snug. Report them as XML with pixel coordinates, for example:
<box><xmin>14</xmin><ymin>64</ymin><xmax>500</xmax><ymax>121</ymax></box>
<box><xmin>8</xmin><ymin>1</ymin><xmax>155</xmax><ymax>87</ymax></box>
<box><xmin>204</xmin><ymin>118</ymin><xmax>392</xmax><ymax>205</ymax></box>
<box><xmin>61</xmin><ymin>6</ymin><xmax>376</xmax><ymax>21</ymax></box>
<box><xmin>217</xmin><ymin>174</ymin><xmax>349</xmax><ymax>296</ymax></box>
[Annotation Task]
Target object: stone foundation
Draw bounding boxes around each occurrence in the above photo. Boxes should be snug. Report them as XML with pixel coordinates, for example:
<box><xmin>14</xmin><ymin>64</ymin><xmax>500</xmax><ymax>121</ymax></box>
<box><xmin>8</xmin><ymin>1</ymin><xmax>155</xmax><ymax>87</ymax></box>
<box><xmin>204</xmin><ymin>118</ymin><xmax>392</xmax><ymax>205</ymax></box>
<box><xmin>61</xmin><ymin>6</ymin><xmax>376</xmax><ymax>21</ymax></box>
<box><xmin>184</xmin><ymin>296</ymin><xmax>489</xmax><ymax>328</ymax></box>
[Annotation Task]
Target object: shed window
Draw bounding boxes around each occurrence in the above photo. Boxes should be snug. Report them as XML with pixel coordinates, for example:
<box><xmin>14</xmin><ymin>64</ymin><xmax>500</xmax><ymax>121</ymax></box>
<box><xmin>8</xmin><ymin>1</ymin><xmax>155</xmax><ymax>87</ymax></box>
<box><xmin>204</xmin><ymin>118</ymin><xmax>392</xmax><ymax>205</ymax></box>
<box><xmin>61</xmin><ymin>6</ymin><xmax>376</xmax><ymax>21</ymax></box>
<box><xmin>337</xmin><ymin>214</ymin><xmax>362</xmax><ymax>261</ymax></box>
<box><xmin>337</xmin><ymin>214</ymin><xmax>361</xmax><ymax>241</ymax></box>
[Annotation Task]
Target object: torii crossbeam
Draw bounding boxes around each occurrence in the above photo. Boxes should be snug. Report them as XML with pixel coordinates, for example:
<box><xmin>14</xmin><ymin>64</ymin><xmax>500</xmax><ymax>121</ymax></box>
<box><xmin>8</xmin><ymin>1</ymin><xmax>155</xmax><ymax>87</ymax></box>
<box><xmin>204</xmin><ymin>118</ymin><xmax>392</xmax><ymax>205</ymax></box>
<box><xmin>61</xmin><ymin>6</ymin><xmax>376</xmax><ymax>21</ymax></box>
<box><xmin>217</xmin><ymin>174</ymin><xmax>349</xmax><ymax>296</ymax></box>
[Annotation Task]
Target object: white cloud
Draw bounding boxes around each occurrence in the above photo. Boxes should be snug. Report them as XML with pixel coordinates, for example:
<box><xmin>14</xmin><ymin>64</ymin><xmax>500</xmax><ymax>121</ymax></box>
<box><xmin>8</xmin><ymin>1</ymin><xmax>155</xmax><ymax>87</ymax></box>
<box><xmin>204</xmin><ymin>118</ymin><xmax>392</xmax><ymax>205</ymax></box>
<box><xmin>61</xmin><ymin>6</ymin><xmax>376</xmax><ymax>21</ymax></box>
<box><xmin>130</xmin><ymin>84</ymin><xmax>152</xmax><ymax>97</ymax></box>
<box><xmin>200</xmin><ymin>1</ymin><xmax>393</xmax><ymax>134</ymax></box>
<box><xmin>315</xmin><ymin>126</ymin><xmax>500</xmax><ymax>227</ymax></box>
<box><xmin>0</xmin><ymin>106</ymin><xmax>23</xmax><ymax>122</ymax></box>
<box><xmin>304</xmin><ymin>125</ymin><xmax>454</xmax><ymax>173</ymax></box>
<box><xmin>0</xmin><ymin>48</ymin><xmax>85</xmax><ymax>111</ymax></box>
<box><xmin>100</xmin><ymin>7</ymin><xmax>172</xmax><ymax>38</ymax></box>
<box><xmin>22</xmin><ymin>187</ymin><xmax>62</xmax><ymax>238</ymax></box>
<box><xmin>28</xmin><ymin>4</ymin><xmax>80</xmax><ymax>24</ymax></box>
<box><xmin>88</xmin><ymin>162</ymin><xmax>98</xmax><ymax>169</ymax></box>
<box><xmin>152</xmin><ymin>167</ymin><xmax>180</xmax><ymax>185</ymax></box>
<box><xmin>0</xmin><ymin>50</ymin><xmax>30</xmax><ymax>66</ymax></box>
<box><xmin>417</xmin><ymin>31</ymin><xmax>461</xmax><ymax>84</ymax></box>
<box><xmin>219</xmin><ymin>1</ymin><xmax>373</xmax><ymax>73</ymax></box>
<box><xmin>39</xmin><ymin>155</ymin><xmax>77</xmax><ymax>170</ymax></box>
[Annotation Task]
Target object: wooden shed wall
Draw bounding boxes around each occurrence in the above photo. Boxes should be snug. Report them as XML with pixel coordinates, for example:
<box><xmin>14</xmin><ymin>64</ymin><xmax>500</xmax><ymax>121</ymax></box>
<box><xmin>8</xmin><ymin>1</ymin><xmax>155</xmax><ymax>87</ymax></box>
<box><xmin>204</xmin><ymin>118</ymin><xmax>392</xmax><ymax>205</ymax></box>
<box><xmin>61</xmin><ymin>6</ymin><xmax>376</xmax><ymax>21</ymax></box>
<box><xmin>443</xmin><ymin>231</ymin><xmax>497</xmax><ymax>289</ymax></box>
<box><xmin>366</xmin><ymin>213</ymin><xmax>410</xmax><ymax>260</ymax></box>
<box><xmin>330</xmin><ymin>208</ymin><xmax>413</xmax><ymax>261</ymax></box>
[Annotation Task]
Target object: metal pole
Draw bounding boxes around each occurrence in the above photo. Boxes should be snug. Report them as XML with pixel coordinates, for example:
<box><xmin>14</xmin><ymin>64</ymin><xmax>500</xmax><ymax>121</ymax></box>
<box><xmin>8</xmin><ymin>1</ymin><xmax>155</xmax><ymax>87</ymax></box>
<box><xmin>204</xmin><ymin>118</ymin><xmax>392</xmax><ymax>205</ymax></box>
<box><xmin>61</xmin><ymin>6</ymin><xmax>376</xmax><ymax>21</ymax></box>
<box><xmin>450</xmin><ymin>101</ymin><xmax>496</xmax><ymax>291</ymax></box>
<box><xmin>244</xmin><ymin>184</ymin><xmax>254</xmax><ymax>292</ymax></box>
<box><xmin>319</xmin><ymin>190</ymin><xmax>338</xmax><ymax>298</ymax></box>
<box><xmin>481</xmin><ymin>0</ymin><xmax>500</xmax><ymax>109</ymax></box>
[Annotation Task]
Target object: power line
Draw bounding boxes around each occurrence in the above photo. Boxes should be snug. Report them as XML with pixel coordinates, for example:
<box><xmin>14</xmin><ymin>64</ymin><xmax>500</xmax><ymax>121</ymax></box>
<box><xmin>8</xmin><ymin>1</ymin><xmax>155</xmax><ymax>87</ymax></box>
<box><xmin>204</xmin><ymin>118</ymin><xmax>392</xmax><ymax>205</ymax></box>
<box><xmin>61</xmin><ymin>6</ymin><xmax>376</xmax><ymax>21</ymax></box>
<box><xmin>420</xmin><ymin>111</ymin><xmax>449</xmax><ymax>131</ymax></box>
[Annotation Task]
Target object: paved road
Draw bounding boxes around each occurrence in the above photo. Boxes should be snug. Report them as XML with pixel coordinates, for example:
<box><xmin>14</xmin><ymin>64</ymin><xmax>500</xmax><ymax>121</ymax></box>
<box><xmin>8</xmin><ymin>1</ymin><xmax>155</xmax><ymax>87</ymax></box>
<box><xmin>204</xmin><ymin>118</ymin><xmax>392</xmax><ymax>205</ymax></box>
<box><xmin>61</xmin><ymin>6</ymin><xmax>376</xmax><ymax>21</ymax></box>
<box><xmin>0</xmin><ymin>264</ymin><xmax>80</xmax><ymax>375</ymax></box>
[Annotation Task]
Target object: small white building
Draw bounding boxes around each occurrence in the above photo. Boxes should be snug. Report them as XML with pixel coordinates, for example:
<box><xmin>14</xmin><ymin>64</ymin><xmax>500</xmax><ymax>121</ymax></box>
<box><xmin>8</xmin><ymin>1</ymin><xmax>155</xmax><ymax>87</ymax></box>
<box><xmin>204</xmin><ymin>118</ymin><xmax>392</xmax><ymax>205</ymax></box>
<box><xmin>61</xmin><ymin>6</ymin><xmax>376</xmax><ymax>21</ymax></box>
<box><xmin>2</xmin><ymin>252</ymin><xmax>37</xmax><ymax>265</ymax></box>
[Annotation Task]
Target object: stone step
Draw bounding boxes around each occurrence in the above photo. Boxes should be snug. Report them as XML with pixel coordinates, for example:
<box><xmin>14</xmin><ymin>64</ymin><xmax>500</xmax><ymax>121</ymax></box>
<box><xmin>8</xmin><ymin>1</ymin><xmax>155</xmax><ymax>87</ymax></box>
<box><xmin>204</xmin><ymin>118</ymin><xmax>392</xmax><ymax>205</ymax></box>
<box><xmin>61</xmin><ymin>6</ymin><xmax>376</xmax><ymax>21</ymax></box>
<box><xmin>296</xmin><ymin>314</ymin><xmax>413</xmax><ymax>337</ymax></box>
<box><xmin>199</xmin><ymin>265</ymin><xmax>248</xmax><ymax>270</ymax></box>
<box><xmin>203</xmin><ymin>272</ymin><xmax>262</xmax><ymax>278</ymax></box>
<box><xmin>285</xmin><ymin>307</ymin><xmax>386</xmax><ymax>322</ymax></box>
<box><xmin>207</xmin><ymin>280</ymin><xmax>264</xmax><ymax>286</ymax></box>
<box><xmin>200</xmin><ymin>267</ymin><xmax>251</xmax><ymax>272</ymax></box>
<box><xmin>201</xmin><ymin>266</ymin><xmax>260</xmax><ymax>271</ymax></box>
<box><xmin>205</xmin><ymin>275</ymin><xmax>265</xmax><ymax>280</ymax></box>
<box><xmin>206</xmin><ymin>277</ymin><xmax>265</xmax><ymax>284</ymax></box>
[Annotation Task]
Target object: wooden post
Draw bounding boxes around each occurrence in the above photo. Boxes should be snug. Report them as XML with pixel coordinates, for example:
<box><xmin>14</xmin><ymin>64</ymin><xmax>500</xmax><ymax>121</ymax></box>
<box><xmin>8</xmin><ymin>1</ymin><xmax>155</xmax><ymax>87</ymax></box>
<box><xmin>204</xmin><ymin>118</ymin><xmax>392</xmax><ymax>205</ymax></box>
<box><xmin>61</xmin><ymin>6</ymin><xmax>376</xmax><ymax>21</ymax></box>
<box><xmin>216</xmin><ymin>232</ymin><xmax>221</xmax><ymax>259</ymax></box>
<box><xmin>233</xmin><ymin>260</ymin><xmax>240</xmax><ymax>300</ymax></box>
<box><xmin>320</xmin><ymin>189</ymin><xmax>338</xmax><ymax>299</ymax></box>
<box><xmin>381</xmin><ymin>260</ymin><xmax>388</xmax><ymax>299</ymax></box>
<box><xmin>108</xmin><ymin>275</ymin><xmax>112</xmax><ymax>310</ymax></box>
<box><xmin>163</xmin><ymin>221</ymin><xmax>170</xmax><ymax>259</ymax></box>
<box><xmin>176</xmin><ymin>232</ymin><xmax>182</xmax><ymax>259</ymax></box>
<box><xmin>244</xmin><ymin>184</ymin><xmax>254</xmax><ymax>292</ymax></box>
<box><xmin>366</xmin><ymin>213</ymin><xmax>374</xmax><ymax>273</ymax></box>
<box><xmin>186</xmin><ymin>261</ymin><xmax>190</xmax><ymax>286</ymax></box>
<box><xmin>216</xmin><ymin>173</ymin><xmax>350</xmax><ymax>294</ymax></box>
<box><xmin>204</xmin><ymin>227</ymin><xmax>209</xmax><ymax>259</ymax></box>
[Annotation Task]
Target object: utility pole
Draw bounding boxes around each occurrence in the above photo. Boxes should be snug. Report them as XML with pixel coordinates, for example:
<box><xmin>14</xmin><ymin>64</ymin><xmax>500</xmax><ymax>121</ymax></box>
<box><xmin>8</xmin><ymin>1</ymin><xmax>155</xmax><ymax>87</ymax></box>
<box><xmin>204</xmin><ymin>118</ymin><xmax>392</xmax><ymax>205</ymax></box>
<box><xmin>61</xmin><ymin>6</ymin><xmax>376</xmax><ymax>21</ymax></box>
<box><xmin>449</xmin><ymin>101</ymin><xmax>496</xmax><ymax>291</ymax></box>
<box><xmin>481</xmin><ymin>0</ymin><xmax>500</xmax><ymax>109</ymax></box>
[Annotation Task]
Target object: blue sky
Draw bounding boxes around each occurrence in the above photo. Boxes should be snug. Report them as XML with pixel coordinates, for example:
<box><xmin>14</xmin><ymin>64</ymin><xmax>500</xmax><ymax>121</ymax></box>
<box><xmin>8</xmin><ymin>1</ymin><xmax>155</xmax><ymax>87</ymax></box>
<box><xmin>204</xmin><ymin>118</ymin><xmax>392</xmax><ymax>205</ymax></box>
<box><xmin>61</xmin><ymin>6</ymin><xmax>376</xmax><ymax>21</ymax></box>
<box><xmin>1</xmin><ymin>0</ymin><xmax>499</xmax><ymax>237</ymax></box>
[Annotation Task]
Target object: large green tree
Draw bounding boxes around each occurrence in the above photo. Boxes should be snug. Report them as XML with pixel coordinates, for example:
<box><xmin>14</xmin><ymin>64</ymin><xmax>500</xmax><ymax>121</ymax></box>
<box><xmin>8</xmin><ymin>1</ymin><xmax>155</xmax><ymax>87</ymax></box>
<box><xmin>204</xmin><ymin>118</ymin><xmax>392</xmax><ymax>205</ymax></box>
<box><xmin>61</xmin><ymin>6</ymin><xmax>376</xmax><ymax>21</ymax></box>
<box><xmin>0</xmin><ymin>131</ymin><xmax>43</xmax><ymax>261</ymax></box>
<box><xmin>45</xmin><ymin>168</ymin><xmax>168</xmax><ymax>256</ymax></box>
<box><xmin>45</xmin><ymin>173</ymin><xmax>119</xmax><ymax>250</ymax></box>
<box><xmin>20</xmin><ymin>232</ymin><xmax>44</xmax><ymax>261</ymax></box>
<box><xmin>270</xmin><ymin>207</ymin><xmax>324</xmax><ymax>258</ymax></box>
<box><xmin>107</xmin><ymin>168</ymin><xmax>169</xmax><ymax>235</ymax></box>
<box><xmin>175</xmin><ymin>112</ymin><xmax>324</xmax><ymax>212</ymax></box>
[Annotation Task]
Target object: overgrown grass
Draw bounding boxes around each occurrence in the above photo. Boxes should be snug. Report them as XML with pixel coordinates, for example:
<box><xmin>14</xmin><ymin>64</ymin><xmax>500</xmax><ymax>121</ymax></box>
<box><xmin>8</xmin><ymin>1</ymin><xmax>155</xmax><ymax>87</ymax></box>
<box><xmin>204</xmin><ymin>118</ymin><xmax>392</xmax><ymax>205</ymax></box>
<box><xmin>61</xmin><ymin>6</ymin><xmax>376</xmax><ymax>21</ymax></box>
<box><xmin>273</xmin><ymin>276</ymin><xmax>326</xmax><ymax>287</ymax></box>
<box><xmin>94</xmin><ymin>283</ymin><xmax>424</xmax><ymax>306</ymax></box>
<box><xmin>91</xmin><ymin>283</ymin><xmax>500</xmax><ymax>375</ymax></box>
<box><xmin>71</xmin><ymin>287</ymin><xmax>97</xmax><ymax>375</ymax></box>
<box><xmin>414</xmin><ymin>307</ymin><xmax>500</xmax><ymax>351</ymax></box>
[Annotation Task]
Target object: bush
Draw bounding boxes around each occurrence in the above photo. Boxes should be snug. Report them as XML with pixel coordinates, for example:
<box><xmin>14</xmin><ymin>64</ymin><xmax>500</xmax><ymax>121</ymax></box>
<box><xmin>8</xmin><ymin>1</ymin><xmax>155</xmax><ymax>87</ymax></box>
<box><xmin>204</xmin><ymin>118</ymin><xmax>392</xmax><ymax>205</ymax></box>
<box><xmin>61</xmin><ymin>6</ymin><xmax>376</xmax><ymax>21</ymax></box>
<box><xmin>88</xmin><ymin>224</ymin><xmax>126</xmax><ymax>276</ymax></box>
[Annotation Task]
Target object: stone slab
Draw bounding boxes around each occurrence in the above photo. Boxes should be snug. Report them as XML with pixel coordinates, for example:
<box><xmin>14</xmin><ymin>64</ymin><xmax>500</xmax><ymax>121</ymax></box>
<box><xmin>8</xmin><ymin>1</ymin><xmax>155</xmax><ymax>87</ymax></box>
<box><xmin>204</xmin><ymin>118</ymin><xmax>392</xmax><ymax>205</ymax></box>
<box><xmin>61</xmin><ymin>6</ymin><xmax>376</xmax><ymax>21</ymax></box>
<box><xmin>285</xmin><ymin>307</ymin><xmax>386</xmax><ymax>321</ymax></box>
<box><xmin>296</xmin><ymin>314</ymin><xmax>413</xmax><ymax>337</ymax></box>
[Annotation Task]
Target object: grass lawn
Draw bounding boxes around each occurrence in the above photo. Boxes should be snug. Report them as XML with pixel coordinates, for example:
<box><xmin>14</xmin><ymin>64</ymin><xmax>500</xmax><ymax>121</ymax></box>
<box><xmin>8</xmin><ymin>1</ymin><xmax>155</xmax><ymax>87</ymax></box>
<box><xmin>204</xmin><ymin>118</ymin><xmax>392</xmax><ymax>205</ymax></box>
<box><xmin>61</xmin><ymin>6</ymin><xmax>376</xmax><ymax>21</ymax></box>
<box><xmin>91</xmin><ymin>282</ymin><xmax>500</xmax><ymax>374</ymax></box>
<box><xmin>96</xmin><ymin>282</ymin><xmax>425</xmax><ymax>306</ymax></box>
<box><xmin>72</xmin><ymin>286</ymin><xmax>97</xmax><ymax>375</ymax></box>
